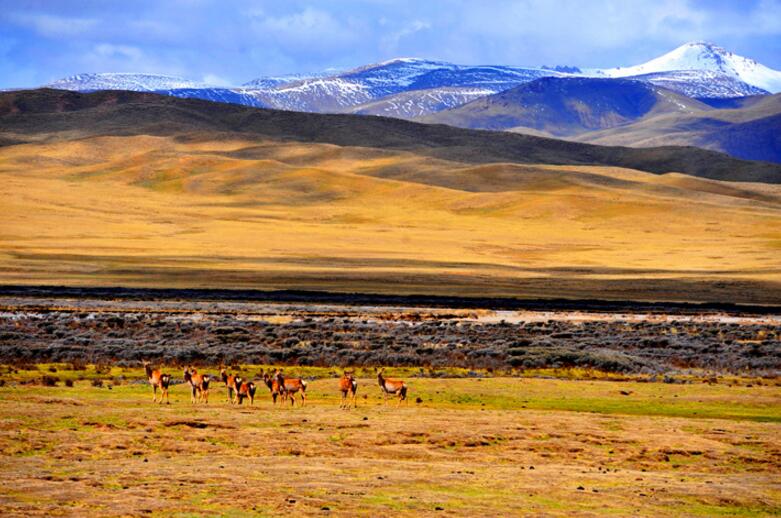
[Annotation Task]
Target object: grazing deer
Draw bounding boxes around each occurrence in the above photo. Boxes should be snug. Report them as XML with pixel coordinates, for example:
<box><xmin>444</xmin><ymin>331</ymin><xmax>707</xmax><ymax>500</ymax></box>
<box><xmin>377</xmin><ymin>368</ymin><xmax>407</xmax><ymax>405</ymax></box>
<box><xmin>266</xmin><ymin>370</ymin><xmax>307</xmax><ymax>407</ymax></box>
<box><xmin>234</xmin><ymin>377</ymin><xmax>257</xmax><ymax>405</ymax></box>
<box><xmin>220</xmin><ymin>368</ymin><xmax>238</xmax><ymax>404</ymax></box>
<box><xmin>339</xmin><ymin>370</ymin><xmax>358</xmax><ymax>409</ymax></box>
<box><xmin>143</xmin><ymin>361</ymin><xmax>171</xmax><ymax>404</ymax></box>
<box><xmin>183</xmin><ymin>366</ymin><xmax>211</xmax><ymax>404</ymax></box>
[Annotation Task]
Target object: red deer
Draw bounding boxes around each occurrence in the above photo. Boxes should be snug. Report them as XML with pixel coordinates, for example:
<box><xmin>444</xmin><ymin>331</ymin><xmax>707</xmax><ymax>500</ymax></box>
<box><xmin>339</xmin><ymin>370</ymin><xmax>358</xmax><ymax>409</ymax></box>
<box><xmin>220</xmin><ymin>368</ymin><xmax>238</xmax><ymax>404</ymax></box>
<box><xmin>234</xmin><ymin>376</ymin><xmax>257</xmax><ymax>405</ymax></box>
<box><xmin>183</xmin><ymin>366</ymin><xmax>211</xmax><ymax>404</ymax></box>
<box><xmin>266</xmin><ymin>370</ymin><xmax>307</xmax><ymax>407</ymax></box>
<box><xmin>143</xmin><ymin>361</ymin><xmax>170</xmax><ymax>404</ymax></box>
<box><xmin>262</xmin><ymin>371</ymin><xmax>284</xmax><ymax>405</ymax></box>
<box><xmin>377</xmin><ymin>368</ymin><xmax>407</xmax><ymax>405</ymax></box>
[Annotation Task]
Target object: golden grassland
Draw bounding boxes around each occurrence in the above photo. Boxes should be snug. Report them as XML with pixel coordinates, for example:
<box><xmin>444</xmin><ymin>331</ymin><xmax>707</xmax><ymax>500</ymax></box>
<box><xmin>1</xmin><ymin>135</ymin><xmax>781</xmax><ymax>302</ymax></box>
<box><xmin>0</xmin><ymin>364</ymin><xmax>779</xmax><ymax>516</ymax></box>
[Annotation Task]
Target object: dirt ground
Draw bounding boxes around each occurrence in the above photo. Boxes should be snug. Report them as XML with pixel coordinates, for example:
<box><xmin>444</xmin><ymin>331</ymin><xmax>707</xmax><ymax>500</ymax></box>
<box><xmin>0</xmin><ymin>372</ymin><xmax>778</xmax><ymax>517</ymax></box>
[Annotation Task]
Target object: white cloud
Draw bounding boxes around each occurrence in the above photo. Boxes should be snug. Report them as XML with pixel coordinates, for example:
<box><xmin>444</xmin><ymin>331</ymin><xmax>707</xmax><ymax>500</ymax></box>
<box><xmin>93</xmin><ymin>43</ymin><xmax>144</xmax><ymax>61</ymax></box>
<box><xmin>202</xmin><ymin>73</ymin><xmax>232</xmax><ymax>86</ymax></box>
<box><xmin>10</xmin><ymin>13</ymin><xmax>98</xmax><ymax>38</ymax></box>
<box><xmin>249</xmin><ymin>7</ymin><xmax>361</xmax><ymax>55</ymax></box>
<box><xmin>380</xmin><ymin>19</ymin><xmax>432</xmax><ymax>55</ymax></box>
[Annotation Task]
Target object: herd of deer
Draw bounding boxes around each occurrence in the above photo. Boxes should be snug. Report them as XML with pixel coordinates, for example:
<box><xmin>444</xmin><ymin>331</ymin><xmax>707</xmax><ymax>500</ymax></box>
<box><xmin>144</xmin><ymin>362</ymin><xmax>407</xmax><ymax>408</ymax></box>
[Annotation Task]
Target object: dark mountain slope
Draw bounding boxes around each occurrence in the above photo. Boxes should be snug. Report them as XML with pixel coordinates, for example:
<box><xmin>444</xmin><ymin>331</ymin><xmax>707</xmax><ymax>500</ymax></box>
<box><xmin>577</xmin><ymin>94</ymin><xmax>781</xmax><ymax>163</ymax></box>
<box><xmin>1</xmin><ymin>88</ymin><xmax>779</xmax><ymax>183</ymax></box>
<box><xmin>421</xmin><ymin>77</ymin><xmax>710</xmax><ymax>136</ymax></box>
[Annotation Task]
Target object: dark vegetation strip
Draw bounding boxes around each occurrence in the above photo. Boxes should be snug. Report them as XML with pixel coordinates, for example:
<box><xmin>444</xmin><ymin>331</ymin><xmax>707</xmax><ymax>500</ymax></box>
<box><xmin>0</xmin><ymin>293</ymin><xmax>778</xmax><ymax>375</ymax></box>
<box><xmin>1</xmin><ymin>284</ymin><xmax>780</xmax><ymax>315</ymax></box>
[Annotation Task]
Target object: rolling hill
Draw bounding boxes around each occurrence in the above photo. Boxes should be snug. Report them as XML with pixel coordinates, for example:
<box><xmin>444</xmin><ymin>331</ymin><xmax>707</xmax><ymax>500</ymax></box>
<box><xmin>1</xmin><ymin>89</ymin><xmax>780</xmax><ymax>304</ymax></box>
<box><xmin>2</xmin><ymin>88</ymin><xmax>779</xmax><ymax>183</ymax></box>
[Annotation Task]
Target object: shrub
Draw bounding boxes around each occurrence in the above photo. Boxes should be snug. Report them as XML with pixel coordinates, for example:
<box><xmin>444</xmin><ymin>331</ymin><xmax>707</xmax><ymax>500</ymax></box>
<box><xmin>41</xmin><ymin>375</ymin><xmax>59</xmax><ymax>387</ymax></box>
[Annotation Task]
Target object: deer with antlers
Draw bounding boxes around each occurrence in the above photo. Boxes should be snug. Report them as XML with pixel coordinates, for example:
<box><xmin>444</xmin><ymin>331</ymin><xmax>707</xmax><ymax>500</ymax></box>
<box><xmin>339</xmin><ymin>370</ymin><xmax>358</xmax><ymax>409</ymax></box>
<box><xmin>377</xmin><ymin>368</ymin><xmax>407</xmax><ymax>405</ymax></box>
<box><xmin>143</xmin><ymin>361</ymin><xmax>171</xmax><ymax>404</ymax></box>
<box><xmin>183</xmin><ymin>366</ymin><xmax>211</xmax><ymax>404</ymax></box>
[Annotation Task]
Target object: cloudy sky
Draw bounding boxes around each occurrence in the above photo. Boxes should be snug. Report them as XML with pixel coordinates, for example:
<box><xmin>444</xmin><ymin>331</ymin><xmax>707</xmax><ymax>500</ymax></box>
<box><xmin>1</xmin><ymin>0</ymin><xmax>780</xmax><ymax>88</ymax></box>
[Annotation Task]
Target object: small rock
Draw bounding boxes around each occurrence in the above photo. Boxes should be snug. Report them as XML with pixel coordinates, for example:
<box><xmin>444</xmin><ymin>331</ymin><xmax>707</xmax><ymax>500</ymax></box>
<box><xmin>577</xmin><ymin>486</ymin><xmax>585</xmax><ymax>491</ymax></box>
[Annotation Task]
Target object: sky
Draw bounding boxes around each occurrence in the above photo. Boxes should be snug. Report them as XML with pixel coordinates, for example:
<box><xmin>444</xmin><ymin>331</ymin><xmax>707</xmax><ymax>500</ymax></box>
<box><xmin>1</xmin><ymin>0</ymin><xmax>780</xmax><ymax>88</ymax></box>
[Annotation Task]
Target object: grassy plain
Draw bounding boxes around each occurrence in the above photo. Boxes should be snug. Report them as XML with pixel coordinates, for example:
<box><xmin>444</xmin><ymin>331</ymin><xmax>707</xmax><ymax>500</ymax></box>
<box><xmin>1</xmin><ymin>135</ymin><xmax>781</xmax><ymax>303</ymax></box>
<box><xmin>0</xmin><ymin>366</ymin><xmax>779</xmax><ymax>516</ymax></box>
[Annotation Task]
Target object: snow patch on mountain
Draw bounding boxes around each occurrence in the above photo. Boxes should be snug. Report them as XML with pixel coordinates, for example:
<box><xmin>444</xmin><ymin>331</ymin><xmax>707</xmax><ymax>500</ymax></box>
<box><xmin>46</xmin><ymin>73</ymin><xmax>213</xmax><ymax>92</ymax></box>
<box><xmin>628</xmin><ymin>70</ymin><xmax>768</xmax><ymax>99</ymax></box>
<box><xmin>350</xmin><ymin>87</ymin><xmax>496</xmax><ymax>119</ymax></box>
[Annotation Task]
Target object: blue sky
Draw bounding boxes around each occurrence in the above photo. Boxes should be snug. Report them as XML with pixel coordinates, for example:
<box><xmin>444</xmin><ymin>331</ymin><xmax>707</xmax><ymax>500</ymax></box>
<box><xmin>1</xmin><ymin>0</ymin><xmax>780</xmax><ymax>88</ymax></box>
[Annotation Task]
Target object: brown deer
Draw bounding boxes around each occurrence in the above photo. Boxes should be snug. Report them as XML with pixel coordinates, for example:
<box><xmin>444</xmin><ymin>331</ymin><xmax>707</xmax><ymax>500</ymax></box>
<box><xmin>274</xmin><ymin>370</ymin><xmax>308</xmax><ymax>407</ymax></box>
<box><xmin>183</xmin><ymin>366</ymin><xmax>211</xmax><ymax>404</ymax></box>
<box><xmin>220</xmin><ymin>368</ymin><xmax>238</xmax><ymax>404</ymax></box>
<box><xmin>262</xmin><ymin>370</ymin><xmax>284</xmax><ymax>405</ymax></box>
<box><xmin>234</xmin><ymin>377</ymin><xmax>257</xmax><ymax>405</ymax></box>
<box><xmin>339</xmin><ymin>370</ymin><xmax>358</xmax><ymax>409</ymax></box>
<box><xmin>143</xmin><ymin>361</ymin><xmax>170</xmax><ymax>404</ymax></box>
<box><xmin>377</xmin><ymin>368</ymin><xmax>407</xmax><ymax>405</ymax></box>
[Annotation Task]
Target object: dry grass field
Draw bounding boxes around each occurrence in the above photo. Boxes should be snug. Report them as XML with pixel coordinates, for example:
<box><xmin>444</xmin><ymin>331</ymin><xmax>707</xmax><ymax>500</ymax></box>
<box><xmin>2</xmin><ymin>134</ymin><xmax>781</xmax><ymax>303</ymax></box>
<box><xmin>0</xmin><ymin>365</ymin><xmax>779</xmax><ymax>516</ymax></box>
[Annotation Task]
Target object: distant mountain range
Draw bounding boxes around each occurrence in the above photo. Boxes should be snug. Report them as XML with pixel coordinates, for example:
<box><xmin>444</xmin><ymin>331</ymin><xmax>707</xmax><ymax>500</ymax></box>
<box><xmin>44</xmin><ymin>41</ymin><xmax>780</xmax><ymax>110</ymax></box>
<box><xmin>35</xmin><ymin>41</ymin><xmax>781</xmax><ymax>163</ymax></box>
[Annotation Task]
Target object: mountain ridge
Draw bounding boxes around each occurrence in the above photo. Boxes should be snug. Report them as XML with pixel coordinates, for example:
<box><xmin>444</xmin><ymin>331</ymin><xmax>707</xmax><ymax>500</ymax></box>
<box><xmin>2</xmin><ymin>88</ymin><xmax>779</xmax><ymax>184</ymax></box>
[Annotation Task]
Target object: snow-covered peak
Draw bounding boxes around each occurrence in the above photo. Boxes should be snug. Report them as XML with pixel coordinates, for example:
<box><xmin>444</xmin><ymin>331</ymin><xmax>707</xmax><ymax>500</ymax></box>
<box><xmin>596</xmin><ymin>41</ymin><xmax>781</xmax><ymax>93</ymax></box>
<box><xmin>46</xmin><ymin>73</ymin><xmax>215</xmax><ymax>92</ymax></box>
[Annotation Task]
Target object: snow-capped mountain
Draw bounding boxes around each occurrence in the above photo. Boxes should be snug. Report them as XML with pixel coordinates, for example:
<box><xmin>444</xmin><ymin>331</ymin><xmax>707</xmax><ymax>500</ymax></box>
<box><xmin>41</xmin><ymin>41</ymin><xmax>781</xmax><ymax>119</ymax></box>
<box><xmin>594</xmin><ymin>41</ymin><xmax>781</xmax><ymax>93</ymax></box>
<box><xmin>45</xmin><ymin>73</ymin><xmax>213</xmax><ymax>92</ymax></box>
<box><xmin>249</xmin><ymin>58</ymin><xmax>564</xmax><ymax>114</ymax></box>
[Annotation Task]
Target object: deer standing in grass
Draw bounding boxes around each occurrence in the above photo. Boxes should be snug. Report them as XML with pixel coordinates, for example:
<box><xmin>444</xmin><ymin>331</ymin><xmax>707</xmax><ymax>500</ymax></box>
<box><xmin>183</xmin><ymin>366</ymin><xmax>211</xmax><ymax>404</ymax></box>
<box><xmin>377</xmin><ymin>368</ymin><xmax>407</xmax><ymax>405</ymax></box>
<box><xmin>266</xmin><ymin>369</ymin><xmax>307</xmax><ymax>406</ymax></box>
<box><xmin>143</xmin><ymin>361</ymin><xmax>171</xmax><ymax>404</ymax></box>
<box><xmin>220</xmin><ymin>368</ymin><xmax>238</xmax><ymax>404</ymax></box>
<box><xmin>234</xmin><ymin>377</ymin><xmax>257</xmax><ymax>405</ymax></box>
<box><xmin>262</xmin><ymin>370</ymin><xmax>283</xmax><ymax>405</ymax></box>
<box><xmin>339</xmin><ymin>370</ymin><xmax>358</xmax><ymax>409</ymax></box>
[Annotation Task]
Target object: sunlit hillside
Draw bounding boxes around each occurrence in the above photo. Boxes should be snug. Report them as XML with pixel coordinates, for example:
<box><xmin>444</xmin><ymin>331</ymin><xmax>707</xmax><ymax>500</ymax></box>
<box><xmin>2</xmin><ymin>129</ymin><xmax>780</xmax><ymax>303</ymax></box>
